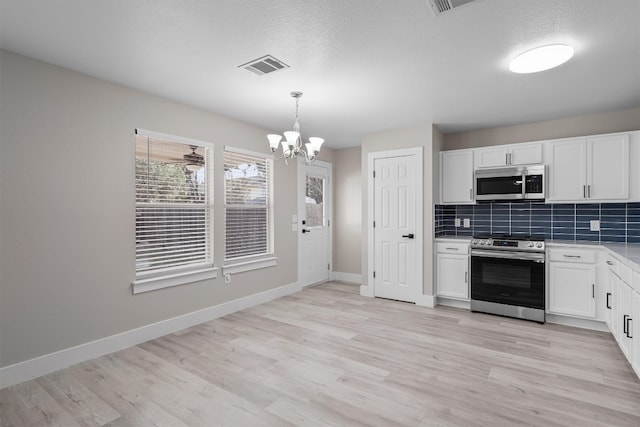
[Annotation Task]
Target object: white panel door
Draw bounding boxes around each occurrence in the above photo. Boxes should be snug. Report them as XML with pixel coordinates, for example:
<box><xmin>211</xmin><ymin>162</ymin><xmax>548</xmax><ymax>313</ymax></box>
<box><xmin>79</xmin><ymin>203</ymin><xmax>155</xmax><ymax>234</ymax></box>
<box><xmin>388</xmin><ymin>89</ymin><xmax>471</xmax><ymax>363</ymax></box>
<box><xmin>587</xmin><ymin>134</ymin><xmax>629</xmax><ymax>200</ymax></box>
<box><xmin>373</xmin><ymin>155</ymin><xmax>417</xmax><ymax>302</ymax></box>
<box><xmin>298</xmin><ymin>161</ymin><xmax>331</xmax><ymax>287</ymax></box>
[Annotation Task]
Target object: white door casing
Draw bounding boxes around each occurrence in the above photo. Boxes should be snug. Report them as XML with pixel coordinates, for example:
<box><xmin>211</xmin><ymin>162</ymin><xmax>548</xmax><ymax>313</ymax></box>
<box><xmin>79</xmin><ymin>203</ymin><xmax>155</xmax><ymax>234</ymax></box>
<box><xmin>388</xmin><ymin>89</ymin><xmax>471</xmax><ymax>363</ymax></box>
<box><xmin>297</xmin><ymin>159</ymin><xmax>332</xmax><ymax>287</ymax></box>
<box><xmin>365</xmin><ymin>148</ymin><xmax>423</xmax><ymax>303</ymax></box>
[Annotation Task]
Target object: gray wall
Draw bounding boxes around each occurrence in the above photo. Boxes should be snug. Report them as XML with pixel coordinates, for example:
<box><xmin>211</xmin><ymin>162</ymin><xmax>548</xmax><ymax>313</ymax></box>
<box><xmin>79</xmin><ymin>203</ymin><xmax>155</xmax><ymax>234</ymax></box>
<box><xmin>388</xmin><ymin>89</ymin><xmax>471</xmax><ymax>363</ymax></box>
<box><xmin>333</xmin><ymin>147</ymin><xmax>362</xmax><ymax>275</ymax></box>
<box><xmin>0</xmin><ymin>51</ymin><xmax>335</xmax><ymax>367</ymax></box>
<box><xmin>443</xmin><ymin>107</ymin><xmax>640</xmax><ymax>150</ymax></box>
<box><xmin>360</xmin><ymin>124</ymin><xmax>436</xmax><ymax>296</ymax></box>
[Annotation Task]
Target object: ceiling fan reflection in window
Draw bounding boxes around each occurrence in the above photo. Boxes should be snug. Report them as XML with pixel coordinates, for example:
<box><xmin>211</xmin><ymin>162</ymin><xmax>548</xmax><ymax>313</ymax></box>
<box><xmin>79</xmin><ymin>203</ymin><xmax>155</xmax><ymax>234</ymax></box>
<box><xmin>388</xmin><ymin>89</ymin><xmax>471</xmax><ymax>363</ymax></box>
<box><xmin>166</xmin><ymin>145</ymin><xmax>205</xmax><ymax>172</ymax></box>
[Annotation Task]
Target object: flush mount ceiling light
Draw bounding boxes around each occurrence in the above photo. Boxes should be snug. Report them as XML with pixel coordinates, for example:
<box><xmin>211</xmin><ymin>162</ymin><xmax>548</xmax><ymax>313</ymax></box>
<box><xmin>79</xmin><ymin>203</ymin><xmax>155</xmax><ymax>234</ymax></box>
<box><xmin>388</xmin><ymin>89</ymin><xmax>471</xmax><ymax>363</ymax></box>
<box><xmin>267</xmin><ymin>91</ymin><xmax>324</xmax><ymax>165</ymax></box>
<box><xmin>509</xmin><ymin>44</ymin><xmax>574</xmax><ymax>74</ymax></box>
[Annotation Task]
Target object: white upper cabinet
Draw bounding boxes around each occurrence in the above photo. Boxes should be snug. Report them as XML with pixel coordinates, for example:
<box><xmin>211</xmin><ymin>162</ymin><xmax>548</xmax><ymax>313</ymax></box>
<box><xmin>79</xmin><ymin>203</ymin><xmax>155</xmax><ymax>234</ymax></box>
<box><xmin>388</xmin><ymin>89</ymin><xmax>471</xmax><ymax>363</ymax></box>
<box><xmin>547</xmin><ymin>138</ymin><xmax>589</xmax><ymax>201</ymax></box>
<box><xmin>547</xmin><ymin>134</ymin><xmax>629</xmax><ymax>202</ymax></box>
<box><xmin>440</xmin><ymin>149</ymin><xmax>474</xmax><ymax>204</ymax></box>
<box><xmin>587</xmin><ymin>134</ymin><xmax>629</xmax><ymax>200</ymax></box>
<box><xmin>475</xmin><ymin>142</ymin><xmax>542</xmax><ymax>168</ymax></box>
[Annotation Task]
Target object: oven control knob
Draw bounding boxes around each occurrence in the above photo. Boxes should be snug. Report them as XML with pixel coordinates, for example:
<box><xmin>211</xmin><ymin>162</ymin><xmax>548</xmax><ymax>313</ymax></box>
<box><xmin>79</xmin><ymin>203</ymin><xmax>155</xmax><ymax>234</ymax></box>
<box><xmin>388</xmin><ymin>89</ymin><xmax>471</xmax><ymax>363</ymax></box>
<box><xmin>472</xmin><ymin>240</ymin><xmax>478</xmax><ymax>245</ymax></box>
<box><xmin>480</xmin><ymin>241</ymin><xmax>486</xmax><ymax>245</ymax></box>
<box><xmin>528</xmin><ymin>242</ymin><xmax>534</xmax><ymax>248</ymax></box>
<box><xmin>536</xmin><ymin>242</ymin><xmax>543</xmax><ymax>248</ymax></box>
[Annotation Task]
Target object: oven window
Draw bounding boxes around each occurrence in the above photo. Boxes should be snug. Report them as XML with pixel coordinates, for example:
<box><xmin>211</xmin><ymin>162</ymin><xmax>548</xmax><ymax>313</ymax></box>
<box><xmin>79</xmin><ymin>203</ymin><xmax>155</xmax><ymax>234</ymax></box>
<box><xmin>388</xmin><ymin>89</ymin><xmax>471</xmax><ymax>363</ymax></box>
<box><xmin>471</xmin><ymin>255</ymin><xmax>544</xmax><ymax>309</ymax></box>
<box><xmin>476</xmin><ymin>176</ymin><xmax>523</xmax><ymax>195</ymax></box>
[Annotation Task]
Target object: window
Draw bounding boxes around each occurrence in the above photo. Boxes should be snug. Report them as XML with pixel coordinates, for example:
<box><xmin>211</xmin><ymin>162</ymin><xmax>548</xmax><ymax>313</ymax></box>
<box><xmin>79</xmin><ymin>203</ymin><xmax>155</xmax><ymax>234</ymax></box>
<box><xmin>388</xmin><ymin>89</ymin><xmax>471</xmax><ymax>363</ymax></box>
<box><xmin>305</xmin><ymin>175</ymin><xmax>325</xmax><ymax>227</ymax></box>
<box><xmin>224</xmin><ymin>147</ymin><xmax>273</xmax><ymax>263</ymax></box>
<box><xmin>134</xmin><ymin>129</ymin><xmax>214</xmax><ymax>288</ymax></box>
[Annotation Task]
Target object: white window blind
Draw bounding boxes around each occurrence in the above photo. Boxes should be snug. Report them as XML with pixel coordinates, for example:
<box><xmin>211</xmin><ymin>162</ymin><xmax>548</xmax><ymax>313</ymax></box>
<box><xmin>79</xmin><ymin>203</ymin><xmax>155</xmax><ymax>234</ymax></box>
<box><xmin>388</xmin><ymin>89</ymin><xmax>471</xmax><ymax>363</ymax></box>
<box><xmin>224</xmin><ymin>147</ymin><xmax>273</xmax><ymax>261</ymax></box>
<box><xmin>135</xmin><ymin>130</ymin><xmax>213</xmax><ymax>276</ymax></box>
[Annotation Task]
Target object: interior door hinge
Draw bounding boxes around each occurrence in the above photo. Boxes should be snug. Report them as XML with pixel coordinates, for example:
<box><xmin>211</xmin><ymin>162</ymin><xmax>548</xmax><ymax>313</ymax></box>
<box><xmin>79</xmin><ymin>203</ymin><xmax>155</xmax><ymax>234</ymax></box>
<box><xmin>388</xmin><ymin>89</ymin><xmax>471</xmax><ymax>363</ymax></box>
<box><xmin>373</xmin><ymin>271</ymin><xmax>376</xmax><ymax>278</ymax></box>
<box><xmin>373</xmin><ymin>170</ymin><xmax>376</xmax><ymax>178</ymax></box>
<box><xmin>328</xmin><ymin>263</ymin><xmax>330</xmax><ymax>271</ymax></box>
<box><xmin>373</xmin><ymin>221</ymin><xmax>376</xmax><ymax>228</ymax></box>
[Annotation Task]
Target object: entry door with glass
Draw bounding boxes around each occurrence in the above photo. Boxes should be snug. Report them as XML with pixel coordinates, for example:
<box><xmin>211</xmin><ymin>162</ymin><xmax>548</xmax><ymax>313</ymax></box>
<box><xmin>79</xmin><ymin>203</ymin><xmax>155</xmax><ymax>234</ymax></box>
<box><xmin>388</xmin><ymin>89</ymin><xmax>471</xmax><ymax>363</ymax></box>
<box><xmin>298</xmin><ymin>160</ymin><xmax>331</xmax><ymax>286</ymax></box>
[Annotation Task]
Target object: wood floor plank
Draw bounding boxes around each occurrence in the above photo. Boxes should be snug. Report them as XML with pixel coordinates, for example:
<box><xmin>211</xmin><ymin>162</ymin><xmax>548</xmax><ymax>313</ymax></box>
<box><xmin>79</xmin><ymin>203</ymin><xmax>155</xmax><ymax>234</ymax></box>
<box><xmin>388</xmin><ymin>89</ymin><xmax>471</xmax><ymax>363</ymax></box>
<box><xmin>2</xmin><ymin>281</ymin><xmax>640</xmax><ymax>426</ymax></box>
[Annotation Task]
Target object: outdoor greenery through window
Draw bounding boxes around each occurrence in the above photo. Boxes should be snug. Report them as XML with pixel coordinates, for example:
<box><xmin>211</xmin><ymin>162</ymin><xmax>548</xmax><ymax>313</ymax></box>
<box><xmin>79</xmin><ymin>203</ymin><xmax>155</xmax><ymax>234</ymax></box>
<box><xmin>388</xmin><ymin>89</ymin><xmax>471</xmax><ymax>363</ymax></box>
<box><xmin>224</xmin><ymin>147</ymin><xmax>273</xmax><ymax>261</ymax></box>
<box><xmin>135</xmin><ymin>130</ymin><xmax>213</xmax><ymax>276</ymax></box>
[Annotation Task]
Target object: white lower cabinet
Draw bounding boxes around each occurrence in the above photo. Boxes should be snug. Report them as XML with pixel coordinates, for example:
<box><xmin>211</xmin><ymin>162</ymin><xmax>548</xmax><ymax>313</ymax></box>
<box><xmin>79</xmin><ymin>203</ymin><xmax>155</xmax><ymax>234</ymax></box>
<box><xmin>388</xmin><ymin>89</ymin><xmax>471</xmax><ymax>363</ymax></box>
<box><xmin>633</xmin><ymin>290</ymin><xmax>640</xmax><ymax>375</ymax></box>
<box><xmin>435</xmin><ymin>241</ymin><xmax>469</xmax><ymax>300</ymax></box>
<box><xmin>548</xmin><ymin>247</ymin><xmax>597</xmax><ymax>319</ymax></box>
<box><xmin>618</xmin><ymin>280</ymin><xmax>634</xmax><ymax>361</ymax></box>
<box><xmin>548</xmin><ymin>262</ymin><xmax>596</xmax><ymax>318</ymax></box>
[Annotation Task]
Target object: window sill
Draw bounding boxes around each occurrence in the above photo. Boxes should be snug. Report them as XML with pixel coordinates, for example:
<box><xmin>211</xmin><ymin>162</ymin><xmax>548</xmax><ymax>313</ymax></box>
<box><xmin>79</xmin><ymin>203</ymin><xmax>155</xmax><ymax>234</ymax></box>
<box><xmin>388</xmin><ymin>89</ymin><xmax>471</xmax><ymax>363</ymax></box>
<box><xmin>132</xmin><ymin>267</ymin><xmax>219</xmax><ymax>294</ymax></box>
<box><xmin>223</xmin><ymin>256</ymin><xmax>278</xmax><ymax>275</ymax></box>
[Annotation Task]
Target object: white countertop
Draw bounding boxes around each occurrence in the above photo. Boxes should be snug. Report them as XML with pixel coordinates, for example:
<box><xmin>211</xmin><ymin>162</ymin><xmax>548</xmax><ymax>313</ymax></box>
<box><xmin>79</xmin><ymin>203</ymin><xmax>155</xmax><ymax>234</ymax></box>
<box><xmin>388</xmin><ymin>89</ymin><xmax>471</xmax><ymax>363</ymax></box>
<box><xmin>435</xmin><ymin>236</ymin><xmax>640</xmax><ymax>271</ymax></box>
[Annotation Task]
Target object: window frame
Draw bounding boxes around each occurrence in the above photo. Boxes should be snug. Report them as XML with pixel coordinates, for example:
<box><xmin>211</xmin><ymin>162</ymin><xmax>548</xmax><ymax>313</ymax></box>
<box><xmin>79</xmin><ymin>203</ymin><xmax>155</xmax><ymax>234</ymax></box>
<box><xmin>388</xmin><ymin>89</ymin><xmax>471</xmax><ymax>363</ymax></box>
<box><xmin>132</xmin><ymin>128</ymin><xmax>217</xmax><ymax>294</ymax></box>
<box><xmin>223</xmin><ymin>146</ymin><xmax>277</xmax><ymax>274</ymax></box>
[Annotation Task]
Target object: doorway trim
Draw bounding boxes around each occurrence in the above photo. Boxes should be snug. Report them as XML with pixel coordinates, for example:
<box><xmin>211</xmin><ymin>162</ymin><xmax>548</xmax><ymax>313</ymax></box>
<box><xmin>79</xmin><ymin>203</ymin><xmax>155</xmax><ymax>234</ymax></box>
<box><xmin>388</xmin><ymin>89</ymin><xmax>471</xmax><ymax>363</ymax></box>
<box><xmin>297</xmin><ymin>158</ymin><xmax>333</xmax><ymax>287</ymax></box>
<box><xmin>363</xmin><ymin>147</ymin><xmax>423</xmax><ymax>301</ymax></box>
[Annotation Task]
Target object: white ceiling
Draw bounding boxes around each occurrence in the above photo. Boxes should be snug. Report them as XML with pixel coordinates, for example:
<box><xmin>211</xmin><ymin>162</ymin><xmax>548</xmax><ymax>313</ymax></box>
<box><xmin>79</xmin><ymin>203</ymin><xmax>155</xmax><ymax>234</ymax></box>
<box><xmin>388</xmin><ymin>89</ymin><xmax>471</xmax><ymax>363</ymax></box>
<box><xmin>1</xmin><ymin>0</ymin><xmax>639</xmax><ymax>149</ymax></box>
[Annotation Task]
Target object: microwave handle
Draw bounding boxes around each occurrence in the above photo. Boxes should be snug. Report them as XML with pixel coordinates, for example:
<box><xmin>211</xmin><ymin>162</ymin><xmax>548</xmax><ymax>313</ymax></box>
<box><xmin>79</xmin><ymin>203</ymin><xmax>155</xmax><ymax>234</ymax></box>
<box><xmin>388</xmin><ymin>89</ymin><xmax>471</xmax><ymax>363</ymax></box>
<box><xmin>522</xmin><ymin>173</ymin><xmax>527</xmax><ymax>198</ymax></box>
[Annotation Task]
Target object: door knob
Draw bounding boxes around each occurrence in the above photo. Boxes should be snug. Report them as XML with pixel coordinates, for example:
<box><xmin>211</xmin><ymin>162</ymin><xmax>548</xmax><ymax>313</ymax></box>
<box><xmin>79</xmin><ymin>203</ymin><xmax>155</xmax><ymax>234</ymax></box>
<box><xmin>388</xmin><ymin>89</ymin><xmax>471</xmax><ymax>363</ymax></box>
<box><xmin>402</xmin><ymin>233</ymin><xmax>415</xmax><ymax>239</ymax></box>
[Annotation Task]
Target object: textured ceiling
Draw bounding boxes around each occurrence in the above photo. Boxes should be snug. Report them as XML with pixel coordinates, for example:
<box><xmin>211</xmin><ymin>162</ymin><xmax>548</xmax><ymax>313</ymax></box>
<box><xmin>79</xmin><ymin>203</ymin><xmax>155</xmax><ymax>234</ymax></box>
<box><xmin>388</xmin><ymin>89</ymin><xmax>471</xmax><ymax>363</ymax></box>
<box><xmin>1</xmin><ymin>0</ymin><xmax>639</xmax><ymax>148</ymax></box>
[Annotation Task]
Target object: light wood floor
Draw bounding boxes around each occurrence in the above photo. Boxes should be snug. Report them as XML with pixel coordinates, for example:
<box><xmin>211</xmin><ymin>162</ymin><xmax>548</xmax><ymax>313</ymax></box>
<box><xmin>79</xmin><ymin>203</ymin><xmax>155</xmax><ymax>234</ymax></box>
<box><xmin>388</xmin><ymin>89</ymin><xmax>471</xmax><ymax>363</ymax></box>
<box><xmin>2</xmin><ymin>281</ymin><xmax>640</xmax><ymax>426</ymax></box>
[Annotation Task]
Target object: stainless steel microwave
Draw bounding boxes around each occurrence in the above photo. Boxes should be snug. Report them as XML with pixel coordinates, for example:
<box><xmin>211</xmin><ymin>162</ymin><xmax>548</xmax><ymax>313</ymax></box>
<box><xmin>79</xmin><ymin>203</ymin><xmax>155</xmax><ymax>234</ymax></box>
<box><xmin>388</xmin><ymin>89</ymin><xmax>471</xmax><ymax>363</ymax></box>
<box><xmin>475</xmin><ymin>165</ymin><xmax>545</xmax><ymax>201</ymax></box>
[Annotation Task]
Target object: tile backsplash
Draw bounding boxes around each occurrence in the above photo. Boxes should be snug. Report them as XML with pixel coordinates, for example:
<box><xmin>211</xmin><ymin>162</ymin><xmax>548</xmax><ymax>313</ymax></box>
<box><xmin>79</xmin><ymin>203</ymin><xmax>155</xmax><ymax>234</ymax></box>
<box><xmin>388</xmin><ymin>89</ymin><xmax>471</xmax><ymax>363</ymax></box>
<box><xmin>435</xmin><ymin>202</ymin><xmax>640</xmax><ymax>244</ymax></box>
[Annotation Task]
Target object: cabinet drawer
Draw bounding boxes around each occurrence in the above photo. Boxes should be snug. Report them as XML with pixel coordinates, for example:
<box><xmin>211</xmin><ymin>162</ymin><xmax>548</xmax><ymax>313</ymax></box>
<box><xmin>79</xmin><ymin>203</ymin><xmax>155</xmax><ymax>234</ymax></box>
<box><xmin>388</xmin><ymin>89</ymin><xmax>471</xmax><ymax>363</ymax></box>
<box><xmin>604</xmin><ymin>254</ymin><xmax>619</xmax><ymax>274</ymax></box>
<box><xmin>436</xmin><ymin>242</ymin><xmax>469</xmax><ymax>255</ymax></box>
<box><xmin>548</xmin><ymin>248</ymin><xmax>596</xmax><ymax>263</ymax></box>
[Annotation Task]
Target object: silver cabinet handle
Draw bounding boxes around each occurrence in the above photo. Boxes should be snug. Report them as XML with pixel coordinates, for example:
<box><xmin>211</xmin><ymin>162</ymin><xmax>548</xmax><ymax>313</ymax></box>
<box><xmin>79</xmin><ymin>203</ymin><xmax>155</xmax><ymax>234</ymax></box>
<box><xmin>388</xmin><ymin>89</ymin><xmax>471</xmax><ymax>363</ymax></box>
<box><xmin>469</xmin><ymin>188</ymin><xmax>473</xmax><ymax>200</ymax></box>
<box><xmin>606</xmin><ymin>260</ymin><xmax>614</xmax><ymax>266</ymax></box>
<box><xmin>465</xmin><ymin>271</ymin><xmax>468</xmax><ymax>283</ymax></box>
<box><xmin>505</xmin><ymin>153</ymin><xmax>509</xmax><ymax>165</ymax></box>
<box><xmin>588</xmin><ymin>185</ymin><xmax>591</xmax><ymax>198</ymax></box>
<box><xmin>583</xmin><ymin>185</ymin><xmax>586</xmax><ymax>198</ymax></box>
<box><xmin>563</xmin><ymin>254</ymin><xmax>581</xmax><ymax>258</ymax></box>
<box><xmin>445</xmin><ymin>247</ymin><xmax>459</xmax><ymax>250</ymax></box>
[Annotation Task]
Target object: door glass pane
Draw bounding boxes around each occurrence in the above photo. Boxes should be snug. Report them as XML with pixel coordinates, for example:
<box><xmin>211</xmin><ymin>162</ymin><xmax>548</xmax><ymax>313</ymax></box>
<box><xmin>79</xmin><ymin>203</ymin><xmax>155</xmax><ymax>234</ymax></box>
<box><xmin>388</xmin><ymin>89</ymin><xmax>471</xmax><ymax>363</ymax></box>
<box><xmin>306</xmin><ymin>175</ymin><xmax>325</xmax><ymax>227</ymax></box>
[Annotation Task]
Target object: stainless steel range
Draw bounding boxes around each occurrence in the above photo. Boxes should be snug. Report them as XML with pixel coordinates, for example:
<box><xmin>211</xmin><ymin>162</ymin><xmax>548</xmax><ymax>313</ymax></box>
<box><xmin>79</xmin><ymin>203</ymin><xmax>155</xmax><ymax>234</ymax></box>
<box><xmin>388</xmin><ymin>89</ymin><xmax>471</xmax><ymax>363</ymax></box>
<box><xmin>470</xmin><ymin>234</ymin><xmax>546</xmax><ymax>323</ymax></box>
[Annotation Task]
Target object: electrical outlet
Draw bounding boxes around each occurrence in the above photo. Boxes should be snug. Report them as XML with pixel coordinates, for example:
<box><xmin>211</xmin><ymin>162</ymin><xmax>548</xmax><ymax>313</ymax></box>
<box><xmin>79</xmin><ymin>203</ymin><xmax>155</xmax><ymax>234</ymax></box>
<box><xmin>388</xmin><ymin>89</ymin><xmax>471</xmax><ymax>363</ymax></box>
<box><xmin>463</xmin><ymin>218</ymin><xmax>470</xmax><ymax>228</ymax></box>
<box><xmin>224</xmin><ymin>273</ymin><xmax>231</xmax><ymax>284</ymax></box>
<box><xmin>590</xmin><ymin>220</ymin><xmax>600</xmax><ymax>232</ymax></box>
<box><xmin>455</xmin><ymin>218</ymin><xmax>461</xmax><ymax>227</ymax></box>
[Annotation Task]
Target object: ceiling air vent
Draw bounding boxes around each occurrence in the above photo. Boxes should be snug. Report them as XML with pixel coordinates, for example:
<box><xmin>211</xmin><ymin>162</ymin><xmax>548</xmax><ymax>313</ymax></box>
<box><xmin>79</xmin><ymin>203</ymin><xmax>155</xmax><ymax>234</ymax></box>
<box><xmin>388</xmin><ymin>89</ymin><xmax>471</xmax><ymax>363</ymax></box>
<box><xmin>427</xmin><ymin>0</ymin><xmax>477</xmax><ymax>16</ymax></box>
<box><xmin>238</xmin><ymin>55</ymin><xmax>289</xmax><ymax>76</ymax></box>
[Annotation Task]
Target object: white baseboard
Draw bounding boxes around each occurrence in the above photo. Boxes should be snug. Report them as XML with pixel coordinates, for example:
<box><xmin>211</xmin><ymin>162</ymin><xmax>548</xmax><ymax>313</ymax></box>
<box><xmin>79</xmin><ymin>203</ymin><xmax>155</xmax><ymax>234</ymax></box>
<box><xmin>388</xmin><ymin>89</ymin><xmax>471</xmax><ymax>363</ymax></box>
<box><xmin>545</xmin><ymin>314</ymin><xmax>609</xmax><ymax>332</ymax></box>
<box><xmin>415</xmin><ymin>294</ymin><xmax>436</xmax><ymax>308</ymax></box>
<box><xmin>0</xmin><ymin>282</ymin><xmax>301</xmax><ymax>389</ymax></box>
<box><xmin>331</xmin><ymin>271</ymin><xmax>362</xmax><ymax>284</ymax></box>
<box><xmin>435</xmin><ymin>297</ymin><xmax>470</xmax><ymax>309</ymax></box>
<box><xmin>360</xmin><ymin>285</ymin><xmax>374</xmax><ymax>297</ymax></box>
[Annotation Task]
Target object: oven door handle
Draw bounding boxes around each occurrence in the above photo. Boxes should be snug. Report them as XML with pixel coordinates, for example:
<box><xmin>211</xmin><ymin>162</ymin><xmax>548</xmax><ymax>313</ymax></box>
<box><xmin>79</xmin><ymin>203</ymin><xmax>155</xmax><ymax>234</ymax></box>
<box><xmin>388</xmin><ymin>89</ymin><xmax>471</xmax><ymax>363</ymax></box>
<box><xmin>471</xmin><ymin>249</ymin><xmax>545</xmax><ymax>262</ymax></box>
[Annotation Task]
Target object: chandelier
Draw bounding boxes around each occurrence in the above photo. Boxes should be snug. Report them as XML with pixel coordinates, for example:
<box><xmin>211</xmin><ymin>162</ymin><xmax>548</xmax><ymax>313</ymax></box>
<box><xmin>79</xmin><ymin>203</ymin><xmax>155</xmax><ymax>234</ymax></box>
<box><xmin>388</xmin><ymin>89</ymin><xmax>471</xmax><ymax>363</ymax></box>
<box><xmin>267</xmin><ymin>91</ymin><xmax>324</xmax><ymax>164</ymax></box>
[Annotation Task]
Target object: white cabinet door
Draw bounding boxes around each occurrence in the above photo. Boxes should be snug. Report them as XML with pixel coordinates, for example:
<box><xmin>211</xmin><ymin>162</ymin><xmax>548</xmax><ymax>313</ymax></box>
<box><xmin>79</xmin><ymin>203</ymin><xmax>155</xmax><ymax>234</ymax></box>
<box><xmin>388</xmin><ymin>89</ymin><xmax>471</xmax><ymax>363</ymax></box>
<box><xmin>436</xmin><ymin>254</ymin><xmax>469</xmax><ymax>300</ymax></box>
<box><xmin>476</xmin><ymin>146</ymin><xmax>509</xmax><ymax>168</ymax></box>
<box><xmin>441</xmin><ymin>150</ymin><xmax>474</xmax><ymax>204</ymax></box>
<box><xmin>633</xmin><ymin>290</ymin><xmax>640</xmax><ymax>376</ymax></box>
<box><xmin>547</xmin><ymin>138</ymin><xmax>588</xmax><ymax>201</ymax></box>
<box><xmin>510</xmin><ymin>143</ymin><xmax>543</xmax><ymax>166</ymax></box>
<box><xmin>618</xmin><ymin>281</ymin><xmax>633</xmax><ymax>361</ymax></box>
<box><xmin>605</xmin><ymin>269</ymin><xmax>617</xmax><ymax>335</ymax></box>
<box><xmin>587</xmin><ymin>134</ymin><xmax>629</xmax><ymax>200</ymax></box>
<box><xmin>548</xmin><ymin>262</ymin><xmax>596</xmax><ymax>318</ymax></box>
